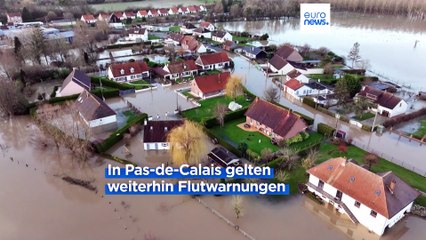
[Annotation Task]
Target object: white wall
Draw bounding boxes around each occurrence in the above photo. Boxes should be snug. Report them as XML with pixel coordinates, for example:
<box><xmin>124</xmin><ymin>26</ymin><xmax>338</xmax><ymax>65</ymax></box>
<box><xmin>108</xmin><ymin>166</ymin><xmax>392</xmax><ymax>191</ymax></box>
<box><xmin>58</xmin><ymin>81</ymin><xmax>85</xmax><ymax>97</ymax></box>
<box><xmin>378</xmin><ymin>100</ymin><xmax>407</xmax><ymax>117</ymax></box>
<box><xmin>89</xmin><ymin>115</ymin><xmax>117</xmax><ymax>128</ymax></box>
<box><xmin>144</xmin><ymin>142</ymin><xmax>170</xmax><ymax>150</ymax></box>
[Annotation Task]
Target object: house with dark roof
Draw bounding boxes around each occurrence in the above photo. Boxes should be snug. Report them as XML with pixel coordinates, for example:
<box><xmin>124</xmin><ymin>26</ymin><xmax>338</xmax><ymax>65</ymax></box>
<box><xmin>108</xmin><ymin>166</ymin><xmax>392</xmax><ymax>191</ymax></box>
<box><xmin>195</xmin><ymin>52</ymin><xmax>231</xmax><ymax>70</ymax></box>
<box><xmin>127</xmin><ymin>27</ymin><xmax>148</xmax><ymax>41</ymax></box>
<box><xmin>268</xmin><ymin>46</ymin><xmax>305</xmax><ymax>75</ymax></box>
<box><xmin>162</xmin><ymin>60</ymin><xmax>198</xmax><ymax>80</ymax></box>
<box><xmin>6</xmin><ymin>13</ymin><xmax>22</xmax><ymax>24</ymax></box>
<box><xmin>306</xmin><ymin>157</ymin><xmax>420</xmax><ymax>236</ymax></box>
<box><xmin>74</xmin><ymin>90</ymin><xmax>117</xmax><ymax>130</ymax></box>
<box><xmin>192</xmin><ymin>27</ymin><xmax>211</xmax><ymax>39</ymax></box>
<box><xmin>58</xmin><ymin>69</ymin><xmax>91</xmax><ymax>97</ymax></box>
<box><xmin>285</xmin><ymin>69</ymin><xmax>309</xmax><ymax>83</ymax></box>
<box><xmin>107</xmin><ymin>61</ymin><xmax>150</xmax><ymax>82</ymax></box>
<box><xmin>166</xmin><ymin>33</ymin><xmax>184</xmax><ymax>45</ymax></box>
<box><xmin>208</xmin><ymin>146</ymin><xmax>240</xmax><ymax>167</ymax></box>
<box><xmin>212</xmin><ymin>30</ymin><xmax>233</xmax><ymax>43</ymax></box>
<box><xmin>356</xmin><ymin>86</ymin><xmax>407</xmax><ymax>117</ymax></box>
<box><xmin>181</xmin><ymin>22</ymin><xmax>197</xmax><ymax>34</ymax></box>
<box><xmin>191</xmin><ymin>72</ymin><xmax>230</xmax><ymax>99</ymax></box>
<box><xmin>275</xmin><ymin>45</ymin><xmax>303</xmax><ymax>62</ymax></box>
<box><xmin>240</xmin><ymin>46</ymin><xmax>267</xmax><ymax>60</ymax></box>
<box><xmin>222</xmin><ymin>40</ymin><xmax>237</xmax><ymax>52</ymax></box>
<box><xmin>245</xmin><ymin>98</ymin><xmax>307</xmax><ymax>141</ymax></box>
<box><xmin>143</xmin><ymin>120</ymin><xmax>184</xmax><ymax>150</ymax></box>
<box><xmin>80</xmin><ymin>14</ymin><xmax>96</xmax><ymax>24</ymax></box>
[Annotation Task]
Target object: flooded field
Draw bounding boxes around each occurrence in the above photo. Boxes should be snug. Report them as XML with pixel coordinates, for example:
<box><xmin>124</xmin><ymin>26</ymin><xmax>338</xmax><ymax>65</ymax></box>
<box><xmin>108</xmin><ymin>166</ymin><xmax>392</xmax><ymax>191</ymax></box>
<box><xmin>220</xmin><ymin>13</ymin><xmax>426</xmax><ymax>91</ymax></box>
<box><xmin>90</xmin><ymin>0</ymin><xmax>204</xmax><ymax>11</ymax></box>
<box><xmin>1</xmin><ymin>116</ymin><xmax>426</xmax><ymax>240</ymax></box>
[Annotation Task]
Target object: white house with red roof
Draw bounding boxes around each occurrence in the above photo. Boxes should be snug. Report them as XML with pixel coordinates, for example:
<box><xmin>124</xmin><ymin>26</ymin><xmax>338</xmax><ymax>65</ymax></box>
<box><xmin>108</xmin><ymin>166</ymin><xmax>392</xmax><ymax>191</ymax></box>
<box><xmin>195</xmin><ymin>52</ymin><xmax>231</xmax><ymax>70</ymax></box>
<box><xmin>137</xmin><ymin>10</ymin><xmax>148</xmax><ymax>18</ymax></box>
<box><xmin>127</xmin><ymin>27</ymin><xmax>148</xmax><ymax>41</ymax></box>
<box><xmin>123</xmin><ymin>11</ymin><xmax>136</xmax><ymax>19</ymax></box>
<box><xmin>97</xmin><ymin>13</ymin><xmax>110</xmax><ymax>21</ymax></box>
<box><xmin>157</xmin><ymin>9</ymin><xmax>169</xmax><ymax>16</ymax></box>
<box><xmin>283</xmin><ymin>79</ymin><xmax>313</xmax><ymax>100</ymax></box>
<box><xmin>199</xmin><ymin>21</ymin><xmax>215</xmax><ymax>31</ymax></box>
<box><xmin>212</xmin><ymin>31</ymin><xmax>233</xmax><ymax>43</ymax></box>
<box><xmin>179</xmin><ymin>7</ymin><xmax>189</xmax><ymax>14</ymax></box>
<box><xmin>81</xmin><ymin>14</ymin><xmax>96</xmax><ymax>24</ymax></box>
<box><xmin>187</xmin><ymin>6</ymin><xmax>198</xmax><ymax>13</ymax></box>
<box><xmin>191</xmin><ymin>72</ymin><xmax>230</xmax><ymax>99</ymax></box>
<box><xmin>356</xmin><ymin>86</ymin><xmax>408</xmax><ymax>117</ymax></box>
<box><xmin>306</xmin><ymin>157</ymin><xmax>420</xmax><ymax>236</ymax></box>
<box><xmin>162</xmin><ymin>60</ymin><xmax>198</xmax><ymax>80</ymax></box>
<box><xmin>6</xmin><ymin>12</ymin><xmax>22</xmax><ymax>24</ymax></box>
<box><xmin>108</xmin><ymin>61</ymin><xmax>150</xmax><ymax>82</ymax></box>
<box><xmin>168</xmin><ymin>7</ymin><xmax>179</xmax><ymax>15</ymax></box>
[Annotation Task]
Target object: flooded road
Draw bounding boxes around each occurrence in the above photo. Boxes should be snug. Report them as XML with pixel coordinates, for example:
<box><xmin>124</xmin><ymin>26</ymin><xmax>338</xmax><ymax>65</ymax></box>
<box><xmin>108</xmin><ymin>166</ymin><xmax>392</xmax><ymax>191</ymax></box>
<box><xmin>1</xmin><ymin>117</ymin><xmax>425</xmax><ymax>240</ymax></box>
<box><xmin>220</xmin><ymin>13</ymin><xmax>426</xmax><ymax>91</ymax></box>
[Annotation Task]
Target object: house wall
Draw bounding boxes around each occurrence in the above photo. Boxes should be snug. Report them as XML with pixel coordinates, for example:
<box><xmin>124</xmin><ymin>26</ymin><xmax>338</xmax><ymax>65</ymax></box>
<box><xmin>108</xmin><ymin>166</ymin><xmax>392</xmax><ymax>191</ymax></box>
<box><xmin>270</xmin><ymin>63</ymin><xmax>295</xmax><ymax>76</ymax></box>
<box><xmin>299</xmin><ymin>68</ymin><xmax>324</xmax><ymax>75</ymax></box>
<box><xmin>144</xmin><ymin>142</ymin><xmax>170</xmax><ymax>150</ymax></box>
<box><xmin>108</xmin><ymin>68</ymin><xmax>149</xmax><ymax>82</ymax></box>
<box><xmin>378</xmin><ymin>100</ymin><xmax>407</xmax><ymax>118</ymax></box>
<box><xmin>89</xmin><ymin>115</ymin><xmax>117</xmax><ymax>128</ymax></box>
<box><xmin>307</xmin><ymin>174</ymin><xmax>411</xmax><ymax>236</ymax></box>
<box><xmin>193</xmin><ymin>32</ymin><xmax>211</xmax><ymax>39</ymax></box>
<box><xmin>128</xmin><ymin>31</ymin><xmax>148</xmax><ymax>41</ymax></box>
<box><xmin>197</xmin><ymin>61</ymin><xmax>230</xmax><ymax>70</ymax></box>
<box><xmin>58</xmin><ymin>81</ymin><xmax>86</xmax><ymax>97</ymax></box>
<box><xmin>245</xmin><ymin>116</ymin><xmax>284</xmax><ymax>141</ymax></box>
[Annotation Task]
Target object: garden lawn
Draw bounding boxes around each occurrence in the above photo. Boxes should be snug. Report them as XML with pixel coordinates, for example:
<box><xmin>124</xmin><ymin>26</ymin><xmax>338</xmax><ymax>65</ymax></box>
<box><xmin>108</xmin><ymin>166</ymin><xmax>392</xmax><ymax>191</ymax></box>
<box><xmin>148</xmin><ymin>35</ymin><xmax>161</xmax><ymax>40</ymax></box>
<box><xmin>232</xmin><ymin>35</ymin><xmax>254</xmax><ymax>42</ymax></box>
<box><xmin>289</xmin><ymin>132</ymin><xmax>323</xmax><ymax>152</ymax></box>
<box><xmin>308</xmin><ymin>74</ymin><xmax>337</xmax><ymax>85</ymax></box>
<box><xmin>414</xmin><ymin>119</ymin><xmax>426</xmax><ymax>139</ymax></box>
<box><xmin>317</xmin><ymin>143</ymin><xmax>426</xmax><ymax>205</ymax></box>
<box><xmin>354</xmin><ymin>112</ymin><xmax>375</xmax><ymax>121</ymax></box>
<box><xmin>169</xmin><ymin>26</ymin><xmax>180</xmax><ymax>32</ymax></box>
<box><xmin>209</xmin><ymin>118</ymin><xmax>279</xmax><ymax>154</ymax></box>
<box><xmin>182</xmin><ymin>95</ymin><xmax>252</xmax><ymax>123</ymax></box>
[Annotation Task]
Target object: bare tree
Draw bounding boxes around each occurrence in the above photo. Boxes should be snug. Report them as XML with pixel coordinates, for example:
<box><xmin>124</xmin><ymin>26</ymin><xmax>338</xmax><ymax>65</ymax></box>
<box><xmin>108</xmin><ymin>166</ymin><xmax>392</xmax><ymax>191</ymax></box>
<box><xmin>302</xmin><ymin>149</ymin><xmax>318</xmax><ymax>170</ymax></box>
<box><xmin>347</xmin><ymin>42</ymin><xmax>361</xmax><ymax>68</ymax></box>
<box><xmin>364</xmin><ymin>153</ymin><xmax>379</xmax><ymax>171</ymax></box>
<box><xmin>0</xmin><ymin>79</ymin><xmax>28</xmax><ymax>118</ymax></box>
<box><xmin>0</xmin><ymin>50</ymin><xmax>20</xmax><ymax>80</ymax></box>
<box><xmin>261</xmin><ymin>148</ymin><xmax>274</xmax><ymax>162</ymax></box>
<box><xmin>264</xmin><ymin>86</ymin><xmax>280</xmax><ymax>103</ymax></box>
<box><xmin>232</xmin><ymin>195</ymin><xmax>244</xmax><ymax>219</ymax></box>
<box><xmin>214</xmin><ymin>103</ymin><xmax>227</xmax><ymax>127</ymax></box>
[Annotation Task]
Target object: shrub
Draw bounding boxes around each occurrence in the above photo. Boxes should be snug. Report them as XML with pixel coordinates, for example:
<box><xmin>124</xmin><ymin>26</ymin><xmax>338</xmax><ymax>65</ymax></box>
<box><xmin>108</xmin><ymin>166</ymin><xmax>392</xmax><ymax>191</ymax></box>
<box><xmin>317</xmin><ymin>123</ymin><xmax>335</xmax><ymax>136</ymax></box>
<box><xmin>48</xmin><ymin>94</ymin><xmax>79</xmax><ymax>104</ymax></box>
<box><xmin>286</xmin><ymin>133</ymin><xmax>303</xmax><ymax>145</ymax></box>
<box><xmin>91</xmin><ymin>76</ymin><xmax>135</xmax><ymax>90</ymax></box>
<box><xmin>50</xmin><ymin>86</ymin><xmax>59</xmax><ymax>98</ymax></box>
<box><xmin>91</xmin><ymin>88</ymin><xmax>120</xmax><ymax>98</ymax></box>
<box><xmin>303</xmin><ymin>97</ymin><xmax>316</xmax><ymax>109</ymax></box>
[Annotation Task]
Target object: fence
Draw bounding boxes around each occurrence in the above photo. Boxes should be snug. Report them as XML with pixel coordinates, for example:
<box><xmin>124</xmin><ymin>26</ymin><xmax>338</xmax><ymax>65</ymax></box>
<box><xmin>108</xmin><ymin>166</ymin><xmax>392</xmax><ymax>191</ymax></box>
<box><xmin>350</xmin><ymin>139</ymin><xmax>426</xmax><ymax>177</ymax></box>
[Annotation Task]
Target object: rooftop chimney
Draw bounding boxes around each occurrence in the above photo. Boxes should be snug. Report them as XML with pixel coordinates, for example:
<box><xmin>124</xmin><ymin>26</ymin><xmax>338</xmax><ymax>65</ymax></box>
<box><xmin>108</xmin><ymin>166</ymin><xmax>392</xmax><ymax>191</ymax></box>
<box><xmin>144</xmin><ymin>120</ymin><xmax>147</xmax><ymax>126</ymax></box>
<box><xmin>389</xmin><ymin>179</ymin><xmax>396</xmax><ymax>194</ymax></box>
<box><xmin>164</xmin><ymin>126</ymin><xmax>168</xmax><ymax>132</ymax></box>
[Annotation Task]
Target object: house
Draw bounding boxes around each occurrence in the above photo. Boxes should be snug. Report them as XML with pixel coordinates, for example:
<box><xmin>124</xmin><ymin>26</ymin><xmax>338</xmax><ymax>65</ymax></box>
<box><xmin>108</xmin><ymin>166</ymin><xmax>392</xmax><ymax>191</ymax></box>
<box><xmin>166</xmin><ymin>33</ymin><xmax>184</xmax><ymax>46</ymax></box>
<box><xmin>123</xmin><ymin>11</ymin><xmax>136</xmax><ymax>19</ymax></box>
<box><xmin>137</xmin><ymin>10</ymin><xmax>148</xmax><ymax>18</ymax></box>
<box><xmin>195</xmin><ymin>52</ymin><xmax>231</xmax><ymax>70</ymax></box>
<box><xmin>108</xmin><ymin>61</ymin><xmax>150</xmax><ymax>82</ymax></box>
<box><xmin>74</xmin><ymin>90</ymin><xmax>117</xmax><ymax>130</ymax></box>
<box><xmin>108</xmin><ymin>12</ymin><xmax>124</xmax><ymax>28</ymax></box>
<box><xmin>6</xmin><ymin>13</ymin><xmax>22</xmax><ymax>24</ymax></box>
<box><xmin>143</xmin><ymin>120</ymin><xmax>184</xmax><ymax>150</ymax></box>
<box><xmin>356</xmin><ymin>86</ymin><xmax>408</xmax><ymax>117</ymax></box>
<box><xmin>245</xmin><ymin>98</ymin><xmax>307</xmax><ymax>141</ymax></box>
<box><xmin>286</xmin><ymin>69</ymin><xmax>310</xmax><ymax>83</ymax></box>
<box><xmin>187</xmin><ymin>5</ymin><xmax>198</xmax><ymax>13</ymax></box>
<box><xmin>157</xmin><ymin>9</ymin><xmax>169</xmax><ymax>16</ymax></box>
<box><xmin>112</xmin><ymin>12</ymin><xmax>125</xmax><ymax>21</ymax></box>
<box><xmin>240</xmin><ymin>46</ymin><xmax>267</xmax><ymax>60</ymax></box>
<box><xmin>222</xmin><ymin>40</ymin><xmax>237</xmax><ymax>52</ymax></box>
<box><xmin>191</xmin><ymin>72</ymin><xmax>230</xmax><ymax>99</ymax></box>
<box><xmin>168</xmin><ymin>7</ymin><xmax>179</xmax><ymax>15</ymax></box>
<box><xmin>57</xmin><ymin>69</ymin><xmax>91</xmax><ymax>97</ymax></box>
<box><xmin>180</xmin><ymin>7</ymin><xmax>189</xmax><ymax>14</ymax></box>
<box><xmin>181</xmin><ymin>36</ymin><xmax>206</xmax><ymax>53</ymax></box>
<box><xmin>208</xmin><ymin>146</ymin><xmax>241</xmax><ymax>167</ymax></box>
<box><xmin>306</xmin><ymin>157</ymin><xmax>420</xmax><ymax>236</ymax></box>
<box><xmin>97</xmin><ymin>12</ymin><xmax>110</xmax><ymax>22</ymax></box>
<box><xmin>127</xmin><ymin>27</ymin><xmax>148</xmax><ymax>42</ymax></box>
<box><xmin>181</xmin><ymin>22</ymin><xmax>196</xmax><ymax>34</ymax></box>
<box><xmin>284</xmin><ymin>79</ymin><xmax>314</xmax><ymax>100</ymax></box>
<box><xmin>80</xmin><ymin>14</ymin><xmax>96</xmax><ymax>24</ymax></box>
<box><xmin>275</xmin><ymin>45</ymin><xmax>303</xmax><ymax>62</ymax></box>
<box><xmin>192</xmin><ymin>27</ymin><xmax>211</xmax><ymax>39</ymax></box>
<box><xmin>162</xmin><ymin>60</ymin><xmax>198</xmax><ymax>80</ymax></box>
<box><xmin>268</xmin><ymin>55</ymin><xmax>297</xmax><ymax>75</ymax></box>
<box><xmin>212</xmin><ymin>31</ymin><xmax>233</xmax><ymax>43</ymax></box>
<box><xmin>199</xmin><ymin>21</ymin><xmax>215</xmax><ymax>31</ymax></box>
<box><xmin>199</xmin><ymin>5</ymin><xmax>207</xmax><ymax>12</ymax></box>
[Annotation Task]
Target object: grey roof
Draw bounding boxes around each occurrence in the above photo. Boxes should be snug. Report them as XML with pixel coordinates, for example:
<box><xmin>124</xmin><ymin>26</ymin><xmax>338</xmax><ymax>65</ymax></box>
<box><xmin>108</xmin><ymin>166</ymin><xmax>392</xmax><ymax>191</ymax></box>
<box><xmin>212</xmin><ymin>30</ymin><xmax>228</xmax><ymax>38</ymax></box>
<box><xmin>241</xmin><ymin>46</ymin><xmax>265</xmax><ymax>56</ymax></box>
<box><xmin>208</xmin><ymin>146</ymin><xmax>240</xmax><ymax>167</ymax></box>
<box><xmin>143</xmin><ymin>120</ymin><xmax>184</xmax><ymax>143</ymax></box>
<box><xmin>75</xmin><ymin>91</ymin><xmax>116</xmax><ymax>121</ymax></box>
<box><xmin>61</xmin><ymin>69</ymin><xmax>91</xmax><ymax>91</ymax></box>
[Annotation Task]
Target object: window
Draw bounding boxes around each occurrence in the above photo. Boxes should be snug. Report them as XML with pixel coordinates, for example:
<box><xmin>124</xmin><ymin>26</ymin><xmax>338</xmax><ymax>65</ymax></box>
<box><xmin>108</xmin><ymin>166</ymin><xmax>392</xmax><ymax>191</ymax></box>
<box><xmin>370</xmin><ymin>210</ymin><xmax>377</xmax><ymax>218</ymax></box>
<box><xmin>318</xmin><ymin>180</ymin><xmax>324</xmax><ymax>189</ymax></box>
<box><xmin>354</xmin><ymin>201</ymin><xmax>361</xmax><ymax>208</ymax></box>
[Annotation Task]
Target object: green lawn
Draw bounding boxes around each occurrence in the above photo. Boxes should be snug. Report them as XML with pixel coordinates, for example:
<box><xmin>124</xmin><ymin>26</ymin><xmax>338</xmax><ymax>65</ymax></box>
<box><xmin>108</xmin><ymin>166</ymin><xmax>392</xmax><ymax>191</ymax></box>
<box><xmin>414</xmin><ymin>119</ymin><xmax>426</xmax><ymax>139</ymax></box>
<box><xmin>148</xmin><ymin>35</ymin><xmax>161</xmax><ymax>40</ymax></box>
<box><xmin>308</xmin><ymin>74</ymin><xmax>337</xmax><ymax>85</ymax></box>
<box><xmin>123</xmin><ymin>110</ymin><xmax>138</xmax><ymax>123</ymax></box>
<box><xmin>182</xmin><ymin>95</ymin><xmax>253</xmax><ymax>123</ymax></box>
<box><xmin>317</xmin><ymin>143</ymin><xmax>426</xmax><ymax>200</ymax></box>
<box><xmin>354</xmin><ymin>112</ymin><xmax>375</xmax><ymax>121</ymax></box>
<box><xmin>290</xmin><ymin>133</ymin><xmax>323</xmax><ymax>152</ymax></box>
<box><xmin>169</xmin><ymin>26</ymin><xmax>181</xmax><ymax>32</ymax></box>
<box><xmin>232</xmin><ymin>35</ymin><xmax>255</xmax><ymax>42</ymax></box>
<box><xmin>209</xmin><ymin>118</ymin><xmax>279</xmax><ymax>154</ymax></box>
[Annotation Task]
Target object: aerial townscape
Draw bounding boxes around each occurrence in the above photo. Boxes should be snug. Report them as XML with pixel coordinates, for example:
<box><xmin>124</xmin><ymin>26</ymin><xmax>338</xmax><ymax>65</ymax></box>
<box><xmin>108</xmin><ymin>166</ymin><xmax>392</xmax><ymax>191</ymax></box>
<box><xmin>0</xmin><ymin>0</ymin><xmax>425</xmax><ymax>239</ymax></box>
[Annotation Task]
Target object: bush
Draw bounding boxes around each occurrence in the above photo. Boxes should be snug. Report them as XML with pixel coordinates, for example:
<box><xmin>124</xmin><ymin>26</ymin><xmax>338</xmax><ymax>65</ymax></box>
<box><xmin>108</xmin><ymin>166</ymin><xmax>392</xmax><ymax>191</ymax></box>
<box><xmin>50</xmin><ymin>86</ymin><xmax>59</xmax><ymax>98</ymax></box>
<box><xmin>48</xmin><ymin>94</ymin><xmax>79</xmax><ymax>104</ymax></box>
<box><xmin>95</xmin><ymin>113</ymin><xmax>148</xmax><ymax>153</ymax></box>
<box><xmin>286</xmin><ymin>133</ymin><xmax>304</xmax><ymax>145</ymax></box>
<box><xmin>91</xmin><ymin>88</ymin><xmax>120</xmax><ymax>98</ymax></box>
<box><xmin>303</xmin><ymin>97</ymin><xmax>316</xmax><ymax>109</ymax></box>
<box><xmin>91</xmin><ymin>76</ymin><xmax>135</xmax><ymax>90</ymax></box>
<box><xmin>204</xmin><ymin>107</ymin><xmax>248</xmax><ymax>128</ymax></box>
<box><xmin>317</xmin><ymin>123</ymin><xmax>335</xmax><ymax>136</ymax></box>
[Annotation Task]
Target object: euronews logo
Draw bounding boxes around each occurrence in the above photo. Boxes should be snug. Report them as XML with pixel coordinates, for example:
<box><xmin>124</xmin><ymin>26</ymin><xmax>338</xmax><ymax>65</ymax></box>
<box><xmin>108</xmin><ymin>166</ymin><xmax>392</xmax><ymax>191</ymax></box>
<box><xmin>300</xmin><ymin>3</ymin><xmax>331</xmax><ymax>31</ymax></box>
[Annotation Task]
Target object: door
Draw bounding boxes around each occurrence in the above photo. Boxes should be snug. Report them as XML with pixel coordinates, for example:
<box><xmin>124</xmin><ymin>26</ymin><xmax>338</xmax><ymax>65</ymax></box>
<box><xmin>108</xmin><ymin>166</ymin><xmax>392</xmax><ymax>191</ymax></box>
<box><xmin>336</xmin><ymin>190</ymin><xmax>342</xmax><ymax>201</ymax></box>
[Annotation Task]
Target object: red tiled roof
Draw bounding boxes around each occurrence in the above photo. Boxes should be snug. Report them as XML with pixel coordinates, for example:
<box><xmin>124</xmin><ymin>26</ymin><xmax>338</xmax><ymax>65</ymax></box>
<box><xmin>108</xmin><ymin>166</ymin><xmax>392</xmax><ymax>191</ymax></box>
<box><xmin>166</xmin><ymin>60</ymin><xmax>198</xmax><ymax>74</ymax></box>
<box><xmin>7</xmin><ymin>12</ymin><xmax>21</xmax><ymax>17</ymax></box>
<box><xmin>109</xmin><ymin>61</ymin><xmax>149</xmax><ymax>78</ymax></box>
<box><xmin>181</xmin><ymin>36</ymin><xmax>200</xmax><ymax>51</ymax></box>
<box><xmin>124</xmin><ymin>11</ymin><xmax>135</xmax><ymax>17</ymax></box>
<box><xmin>82</xmin><ymin>14</ymin><xmax>96</xmax><ymax>21</ymax></box>
<box><xmin>200</xmin><ymin>21</ymin><xmax>211</xmax><ymax>28</ymax></box>
<box><xmin>138</xmin><ymin>10</ymin><xmax>148</xmax><ymax>16</ymax></box>
<box><xmin>194</xmin><ymin>5</ymin><xmax>202</xmax><ymax>11</ymax></box>
<box><xmin>180</xmin><ymin>7</ymin><xmax>188</xmax><ymax>12</ymax></box>
<box><xmin>245</xmin><ymin>98</ymin><xmax>307</xmax><ymax>139</ymax></box>
<box><xmin>198</xmin><ymin>52</ymin><xmax>230</xmax><ymax>65</ymax></box>
<box><xmin>358</xmin><ymin>86</ymin><xmax>403</xmax><ymax>109</ymax></box>
<box><xmin>308</xmin><ymin>158</ymin><xmax>420</xmax><ymax>219</ymax></box>
<box><xmin>128</xmin><ymin>27</ymin><xmax>146</xmax><ymax>35</ymax></box>
<box><xmin>194</xmin><ymin>72</ymin><xmax>230</xmax><ymax>94</ymax></box>
<box><xmin>158</xmin><ymin>9</ymin><xmax>168</xmax><ymax>14</ymax></box>
<box><xmin>285</xmin><ymin>79</ymin><xmax>304</xmax><ymax>90</ymax></box>
<box><xmin>188</xmin><ymin>6</ymin><xmax>197</xmax><ymax>12</ymax></box>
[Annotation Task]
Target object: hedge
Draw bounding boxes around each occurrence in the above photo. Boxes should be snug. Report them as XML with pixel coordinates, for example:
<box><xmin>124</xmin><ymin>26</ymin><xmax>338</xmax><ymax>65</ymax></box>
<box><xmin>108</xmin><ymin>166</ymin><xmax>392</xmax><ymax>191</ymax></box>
<box><xmin>317</xmin><ymin>123</ymin><xmax>335</xmax><ymax>136</ymax></box>
<box><xmin>48</xmin><ymin>94</ymin><xmax>79</xmax><ymax>104</ymax></box>
<box><xmin>95</xmin><ymin>113</ymin><xmax>148</xmax><ymax>153</ymax></box>
<box><xmin>91</xmin><ymin>88</ymin><xmax>120</xmax><ymax>98</ymax></box>
<box><xmin>317</xmin><ymin>106</ymin><xmax>335</xmax><ymax>117</ymax></box>
<box><xmin>296</xmin><ymin>111</ymin><xmax>314</xmax><ymax>126</ymax></box>
<box><xmin>302</xmin><ymin>97</ymin><xmax>316</xmax><ymax>109</ymax></box>
<box><xmin>91</xmin><ymin>76</ymin><xmax>135</xmax><ymax>90</ymax></box>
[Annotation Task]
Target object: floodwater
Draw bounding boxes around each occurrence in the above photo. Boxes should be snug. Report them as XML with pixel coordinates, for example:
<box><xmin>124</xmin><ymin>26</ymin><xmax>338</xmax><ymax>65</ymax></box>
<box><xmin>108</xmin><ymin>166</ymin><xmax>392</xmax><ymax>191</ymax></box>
<box><xmin>1</xmin><ymin>116</ymin><xmax>426</xmax><ymax>240</ymax></box>
<box><xmin>90</xmin><ymin>0</ymin><xmax>203</xmax><ymax>11</ymax></box>
<box><xmin>97</xmin><ymin>49</ymin><xmax>169</xmax><ymax>67</ymax></box>
<box><xmin>219</xmin><ymin>13</ymin><xmax>426</xmax><ymax>91</ymax></box>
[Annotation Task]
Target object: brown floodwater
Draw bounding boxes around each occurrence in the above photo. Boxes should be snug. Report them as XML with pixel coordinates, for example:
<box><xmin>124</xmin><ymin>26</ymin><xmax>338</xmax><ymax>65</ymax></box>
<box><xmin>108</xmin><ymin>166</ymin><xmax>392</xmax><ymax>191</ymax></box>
<box><xmin>1</xmin><ymin>116</ymin><xmax>425</xmax><ymax>240</ymax></box>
